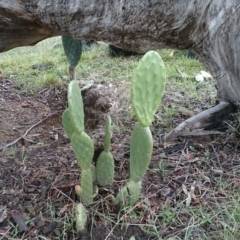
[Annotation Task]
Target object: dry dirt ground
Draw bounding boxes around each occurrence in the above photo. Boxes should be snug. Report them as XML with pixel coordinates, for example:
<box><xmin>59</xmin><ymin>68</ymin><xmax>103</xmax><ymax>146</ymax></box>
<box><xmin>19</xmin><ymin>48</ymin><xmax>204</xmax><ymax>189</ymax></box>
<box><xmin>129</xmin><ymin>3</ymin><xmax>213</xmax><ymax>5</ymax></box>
<box><xmin>1</xmin><ymin>78</ymin><xmax>240</xmax><ymax>240</ymax></box>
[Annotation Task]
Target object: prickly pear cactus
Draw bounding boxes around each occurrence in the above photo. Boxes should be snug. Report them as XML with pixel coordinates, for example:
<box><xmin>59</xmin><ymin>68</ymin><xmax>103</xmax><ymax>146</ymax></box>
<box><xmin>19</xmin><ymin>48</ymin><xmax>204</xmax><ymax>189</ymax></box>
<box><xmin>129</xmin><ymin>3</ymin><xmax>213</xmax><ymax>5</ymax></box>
<box><xmin>96</xmin><ymin>151</ymin><xmax>114</xmax><ymax>186</ymax></box>
<box><xmin>114</xmin><ymin>123</ymin><xmax>153</xmax><ymax>207</ymax></box>
<box><xmin>114</xmin><ymin>50</ymin><xmax>166</xmax><ymax>208</ymax></box>
<box><xmin>71</xmin><ymin>132</ymin><xmax>94</xmax><ymax>170</ymax></box>
<box><xmin>75</xmin><ymin>203</ymin><xmax>87</xmax><ymax>232</ymax></box>
<box><xmin>79</xmin><ymin>169</ymin><xmax>94</xmax><ymax>204</ymax></box>
<box><xmin>96</xmin><ymin>116</ymin><xmax>114</xmax><ymax>186</ymax></box>
<box><xmin>62</xmin><ymin>109</ymin><xmax>76</xmax><ymax>139</ymax></box>
<box><xmin>131</xmin><ymin>50</ymin><xmax>166</xmax><ymax>127</ymax></box>
<box><xmin>103</xmin><ymin>115</ymin><xmax>112</xmax><ymax>152</ymax></box>
<box><xmin>62</xmin><ymin>35</ymin><xmax>82</xmax><ymax>80</ymax></box>
<box><xmin>129</xmin><ymin>123</ymin><xmax>153</xmax><ymax>182</ymax></box>
<box><xmin>62</xmin><ymin>35</ymin><xmax>82</xmax><ymax>68</ymax></box>
<box><xmin>114</xmin><ymin>180</ymin><xmax>142</xmax><ymax>207</ymax></box>
<box><xmin>62</xmin><ymin>80</ymin><xmax>94</xmax><ymax>205</ymax></box>
<box><xmin>67</xmin><ymin>80</ymin><xmax>85</xmax><ymax>133</ymax></box>
<box><xmin>91</xmin><ymin>164</ymin><xmax>97</xmax><ymax>183</ymax></box>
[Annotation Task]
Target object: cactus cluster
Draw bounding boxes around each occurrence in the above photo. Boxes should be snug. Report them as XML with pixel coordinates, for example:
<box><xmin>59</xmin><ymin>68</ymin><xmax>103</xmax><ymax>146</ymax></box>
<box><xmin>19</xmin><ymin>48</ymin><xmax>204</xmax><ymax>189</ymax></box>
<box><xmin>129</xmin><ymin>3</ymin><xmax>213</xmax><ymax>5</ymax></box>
<box><xmin>62</xmin><ymin>81</ymin><xmax>116</xmax><ymax>232</ymax></box>
<box><xmin>62</xmin><ymin>81</ymin><xmax>115</xmax><ymax>202</ymax></box>
<box><xmin>62</xmin><ymin>50</ymin><xmax>166</xmax><ymax>232</ymax></box>
<box><xmin>62</xmin><ymin>81</ymin><xmax>94</xmax><ymax>205</ymax></box>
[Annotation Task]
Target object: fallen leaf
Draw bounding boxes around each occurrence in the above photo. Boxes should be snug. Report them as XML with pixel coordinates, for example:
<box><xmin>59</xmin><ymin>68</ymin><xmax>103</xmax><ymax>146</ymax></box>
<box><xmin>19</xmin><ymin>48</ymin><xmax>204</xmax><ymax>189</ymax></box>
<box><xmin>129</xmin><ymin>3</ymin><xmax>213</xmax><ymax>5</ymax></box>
<box><xmin>218</xmin><ymin>187</ymin><xmax>227</xmax><ymax>197</ymax></box>
<box><xmin>186</xmin><ymin>192</ymin><xmax>192</xmax><ymax>207</ymax></box>
<box><xmin>58</xmin><ymin>204</ymin><xmax>70</xmax><ymax>216</ymax></box>
<box><xmin>161</xmin><ymin>187</ymin><xmax>171</xmax><ymax>197</ymax></box>
<box><xmin>163</xmin><ymin>196</ymin><xmax>172</xmax><ymax>207</ymax></box>
<box><xmin>190</xmin><ymin>183</ymin><xmax>196</xmax><ymax>200</ymax></box>
<box><xmin>0</xmin><ymin>205</ymin><xmax>7</xmax><ymax>223</ymax></box>
<box><xmin>36</xmin><ymin>219</ymin><xmax>45</xmax><ymax>229</ymax></box>
<box><xmin>42</xmin><ymin>221</ymin><xmax>57</xmax><ymax>234</ymax></box>
<box><xmin>2</xmin><ymin>189</ymin><xmax>23</xmax><ymax>195</ymax></box>
<box><xmin>182</xmin><ymin>184</ymin><xmax>192</xmax><ymax>207</ymax></box>
<box><xmin>219</xmin><ymin>150</ymin><xmax>227</xmax><ymax>159</ymax></box>
<box><xmin>198</xmin><ymin>171</ymin><xmax>211</xmax><ymax>183</ymax></box>
<box><xmin>12</xmin><ymin>210</ymin><xmax>28</xmax><ymax>233</ymax></box>
<box><xmin>182</xmin><ymin>184</ymin><xmax>196</xmax><ymax>207</ymax></box>
<box><xmin>178</xmin><ymin>106</ymin><xmax>195</xmax><ymax>117</ymax></box>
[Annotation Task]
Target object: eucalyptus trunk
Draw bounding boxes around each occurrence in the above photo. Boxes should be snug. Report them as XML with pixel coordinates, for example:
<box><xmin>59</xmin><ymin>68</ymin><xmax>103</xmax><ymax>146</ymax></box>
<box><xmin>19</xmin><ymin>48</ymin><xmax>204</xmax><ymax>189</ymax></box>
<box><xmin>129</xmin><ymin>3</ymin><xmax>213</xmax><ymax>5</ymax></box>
<box><xmin>1</xmin><ymin>0</ymin><xmax>240</xmax><ymax>139</ymax></box>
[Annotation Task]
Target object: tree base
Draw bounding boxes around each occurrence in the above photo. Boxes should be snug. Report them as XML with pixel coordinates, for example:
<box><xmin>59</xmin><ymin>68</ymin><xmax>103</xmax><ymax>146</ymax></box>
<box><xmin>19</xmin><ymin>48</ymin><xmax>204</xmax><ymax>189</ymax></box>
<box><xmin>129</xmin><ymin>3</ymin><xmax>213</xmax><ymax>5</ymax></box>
<box><xmin>165</xmin><ymin>101</ymin><xmax>236</xmax><ymax>141</ymax></box>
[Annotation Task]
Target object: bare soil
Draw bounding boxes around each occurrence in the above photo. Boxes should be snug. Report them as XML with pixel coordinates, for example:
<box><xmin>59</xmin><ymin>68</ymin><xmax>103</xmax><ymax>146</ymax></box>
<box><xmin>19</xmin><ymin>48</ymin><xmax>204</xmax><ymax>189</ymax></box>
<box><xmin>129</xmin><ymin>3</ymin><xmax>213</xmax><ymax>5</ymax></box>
<box><xmin>1</xmin><ymin>78</ymin><xmax>240</xmax><ymax>240</ymax></box>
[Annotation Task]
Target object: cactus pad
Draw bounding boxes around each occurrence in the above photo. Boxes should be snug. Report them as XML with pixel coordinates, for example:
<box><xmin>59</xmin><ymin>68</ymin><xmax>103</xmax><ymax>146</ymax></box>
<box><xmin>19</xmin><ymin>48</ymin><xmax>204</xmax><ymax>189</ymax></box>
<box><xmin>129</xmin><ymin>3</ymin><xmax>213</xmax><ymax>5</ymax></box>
<box><xmin>130</xmin><ymin>123</ymin><xmax>153</xmax><ymax>182</ymax></box>
<box><xmin>71</xmin><ymin>132</ymin><xmax>94</xmax><ymax>170</ymax></box>
<box><xmin>68</xmin><ymin>80</ymin><xmax>85</xmax><ymax>132</ymax></box>
<box><xmin>80</xmin><ymin>169</ymin><xmax>93</xmax><ymax>205</ymax></box>
<box><xmin>62</xmin><ymin>109</ymin><xmax>76</xmax><ymax>139</ymax></box>
<box><xmin>103</xmin><ymin>115</ymin><xmax>112</xmax><ymax>152</ymax></box>
<box><xmin>75</xmin><ymin>203</ymin><xmax>87</xmax><ymax>232</ymax></box>
<box><xmin>131</xmin><ymin>50</ymin><xmax>166</xmax><ymax>127</ymax></box>
<box><xmin>96</xmin><ymin>151</ymin><xmax>114</xmax><ymax>186</ymax></box>
<box><xmin>62</xmin><ymin>35</ymin><xmax>82</xmax><ymax>68</ymax></box>
<box><xmin>114</xmin><ymin>180</ymin><xmax>142</xmax><ymax>207</ymax></box>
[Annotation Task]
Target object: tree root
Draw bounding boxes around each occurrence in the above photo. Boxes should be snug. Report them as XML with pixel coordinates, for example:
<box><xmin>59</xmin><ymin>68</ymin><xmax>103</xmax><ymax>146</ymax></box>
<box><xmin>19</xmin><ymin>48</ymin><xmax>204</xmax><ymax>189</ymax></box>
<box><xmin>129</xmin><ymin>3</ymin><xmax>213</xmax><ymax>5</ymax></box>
<box><xmin>165</xmin><ymin>101</ymin><xmax>235</xmax><ymax>141</ymax></box>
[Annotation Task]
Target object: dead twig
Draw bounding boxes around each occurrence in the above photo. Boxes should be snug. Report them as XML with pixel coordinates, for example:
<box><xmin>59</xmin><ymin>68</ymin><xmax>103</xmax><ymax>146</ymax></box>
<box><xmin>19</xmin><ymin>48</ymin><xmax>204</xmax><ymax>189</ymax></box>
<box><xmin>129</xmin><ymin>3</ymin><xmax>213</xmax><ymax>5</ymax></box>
<box><xmin>0</xmin><ymin>111</ymin><xmax>61</xmax><ymax>151</ymax></box>
<box><xmin>52</xmin><ymin>187</ymin><xmax>75</xmax><ymax>204</ymax></box>
<box><xmin>210</xmin><ymin>143</ymin><xmax>222</xmax><ymax>169</ymax></box>
<box><xmin>53</xmin><ymin>182</ymin><xmax>79</xmax><ymax>190</ymax></box>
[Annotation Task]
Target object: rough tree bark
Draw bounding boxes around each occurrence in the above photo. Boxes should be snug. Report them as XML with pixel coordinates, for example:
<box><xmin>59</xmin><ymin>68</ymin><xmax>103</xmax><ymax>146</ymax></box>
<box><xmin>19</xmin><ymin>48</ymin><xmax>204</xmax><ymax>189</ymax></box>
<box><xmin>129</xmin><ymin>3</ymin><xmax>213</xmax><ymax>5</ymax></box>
<box><xmin>1</xmin><ymin>0</ymin><xmax>240</xmax><ymax>140</ymax></box>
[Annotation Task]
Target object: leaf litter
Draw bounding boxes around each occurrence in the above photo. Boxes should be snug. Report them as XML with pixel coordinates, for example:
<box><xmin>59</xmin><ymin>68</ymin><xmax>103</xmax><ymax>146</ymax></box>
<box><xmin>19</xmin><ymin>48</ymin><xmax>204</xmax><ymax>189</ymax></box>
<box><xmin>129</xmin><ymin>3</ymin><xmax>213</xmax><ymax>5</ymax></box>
<box><xmin>0</xmin><ymin>76</ymin><xmax>240</xmax><ymax>239</ymax></box>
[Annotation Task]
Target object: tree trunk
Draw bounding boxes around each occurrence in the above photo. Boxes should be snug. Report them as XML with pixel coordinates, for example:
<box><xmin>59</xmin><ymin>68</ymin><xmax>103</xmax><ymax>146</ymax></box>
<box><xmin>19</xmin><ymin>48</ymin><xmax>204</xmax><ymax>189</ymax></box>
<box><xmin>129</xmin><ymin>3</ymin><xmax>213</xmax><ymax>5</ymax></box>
<box><xmin>1</xmin><ymin>0</ymin><xmax>240</xmax><ymax>138</ymax></box>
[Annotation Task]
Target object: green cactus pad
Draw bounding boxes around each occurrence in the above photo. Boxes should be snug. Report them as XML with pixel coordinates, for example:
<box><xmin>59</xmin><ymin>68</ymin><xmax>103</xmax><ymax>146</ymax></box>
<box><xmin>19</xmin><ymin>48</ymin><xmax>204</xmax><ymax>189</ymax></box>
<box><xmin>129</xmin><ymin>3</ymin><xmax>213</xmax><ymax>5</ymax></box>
<box><xmin>62</xmin><ymin>35</ymin><xmax>82</xmax><ymax>67</ymax></box>
<box><xmin>62</xmin><ymin>109</ymin><xmax>76</xmax><ymax>139</ymax></box>
<box><xmin>96</xmin><ymin>151</ymin><xmax>114</xmax><ymax>186</ymax></box>
<box><xmin>131</xmin><ymin>50</ymin><xmax>166</xmax><ymax>127</ymax></box>
<box><xmin>68</xmin><ymin>80</ymin><xmax>85</xmax><ymax>132</ymax></box>
<box><xmin>75</xmin><ymin>203</ymin><xmax>87</xmax><ymax>232</ymax></box>
<box><xmin>130</xmin><ymin>123</ymin><xmax>153</xmax><ymax>182</ymax></box>
<box><xmin>80</xmin><ymin>169</ymin><xmax>93</xmax><ymax>205</ymax></box>
<box><xmin>103</xmin><ymin>115</ymin><xmax>112</xmax><ymax>152</ymax></box>
<box><xmin>71</xmin><ymin>132</ymin><xmax>94</xmax><ymax>169</ymax></box>
<box><xmin>114</xmin><ymin>180</ymin><xmax>142</xmax><ymax>207</ymax></box>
